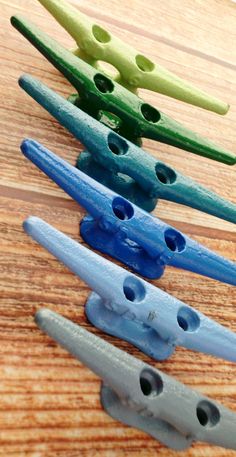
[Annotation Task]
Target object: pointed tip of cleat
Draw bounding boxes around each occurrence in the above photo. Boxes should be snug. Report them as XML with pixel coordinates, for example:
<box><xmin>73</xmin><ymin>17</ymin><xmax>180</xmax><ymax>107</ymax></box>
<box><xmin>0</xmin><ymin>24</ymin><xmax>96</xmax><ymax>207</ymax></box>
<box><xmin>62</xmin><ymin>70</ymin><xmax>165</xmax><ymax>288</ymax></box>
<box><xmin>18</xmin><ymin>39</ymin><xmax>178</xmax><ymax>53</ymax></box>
<box><xmin>18</xmin><ymin>73</ymin><xmax>28</xmax><ymax>89</ymax></box>
<box><xmin>35</xmin><ymin>308</ymin><xmax>53</xmax><ymax>330</ymax></box>
<box><xmin>11</xmin><ymin>14</ymin><xmax>30</xmax><ymax>37</ymax></box>
<box><xmin>18</xmin><ymin>74</ymin><xmax>37</xmax><ymax>93</ymax></box>
<box><xmin>20</xmin><ymin>138</ymin><xmax>43</xmax><ymax>160</ymax></box>
<box><xmin>220</xmin><ymin>102</ymin><xmax>230</xmax><ymax>115</ymax></box>
<box><xmin>23</xmin><ymin>215</ymin><xmax>42</xmax><ymax>237</ymax></box>
<box><xmin>229</xmin><ymin>156</ymin><xmax>236</xmax><ymax>166</ymax></box>
<box><xmin>10</xmin><ymin>15</ymin><xmax>19</xmax><ymax>27</ymax></box>
<box><xmin>20</xmin><ymin>138</ymin><xmax>35</xmax><ymax>157</ymax></box>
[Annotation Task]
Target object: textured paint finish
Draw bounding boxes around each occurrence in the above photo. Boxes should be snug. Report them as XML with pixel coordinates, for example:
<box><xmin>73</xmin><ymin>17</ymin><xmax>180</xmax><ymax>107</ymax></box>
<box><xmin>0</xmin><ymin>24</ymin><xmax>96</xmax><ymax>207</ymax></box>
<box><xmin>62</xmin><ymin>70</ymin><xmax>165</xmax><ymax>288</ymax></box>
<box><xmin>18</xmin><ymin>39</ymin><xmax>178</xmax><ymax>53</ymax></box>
<box><xmin>11</xmin><ymin>15</ymin><xmax>236</xmax><ymax>164</ymax></box>
<box><xmin>19</xmin><ymin>75</ymin><xmax>236</xmax><ymax>222</ymax></box>
<box><xmin>35</xmin><ymin>308</ymin><xmax>236</xmax><ymax>450</ymax></box>
<box><xmin>21</xmin><ymin>139</ymin><xmax>236</xmax><ymax>285</ymax></box>
<box><xmin>24</xmin><ymin>216</ymin><xmax>236</xmax><ymax>363</ymax></box>
<box><xmin>30</xmin><ymin>0</ymin><xmax>229</xmax><ymax>114</ymax></box>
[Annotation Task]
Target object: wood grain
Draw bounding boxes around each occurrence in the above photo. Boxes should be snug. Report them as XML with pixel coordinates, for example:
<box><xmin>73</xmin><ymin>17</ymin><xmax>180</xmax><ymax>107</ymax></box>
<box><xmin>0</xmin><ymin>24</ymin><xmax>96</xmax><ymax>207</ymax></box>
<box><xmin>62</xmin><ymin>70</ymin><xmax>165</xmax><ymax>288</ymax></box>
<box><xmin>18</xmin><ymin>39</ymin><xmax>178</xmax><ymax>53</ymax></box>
<box><xmin>0</xmin><ymin>0</ymin><xmax>236</xmax><ymax>455</ymax></box>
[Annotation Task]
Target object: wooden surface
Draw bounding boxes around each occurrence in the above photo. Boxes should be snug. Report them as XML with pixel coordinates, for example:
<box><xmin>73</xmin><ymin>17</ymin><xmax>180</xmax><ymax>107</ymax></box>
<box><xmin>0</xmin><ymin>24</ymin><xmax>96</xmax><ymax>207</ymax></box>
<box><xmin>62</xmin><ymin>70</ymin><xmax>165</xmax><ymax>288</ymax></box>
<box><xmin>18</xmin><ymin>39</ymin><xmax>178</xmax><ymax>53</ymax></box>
<box><xmin>0</xmin><ymin>0</ymin><xmax>236</xmax><ymax>455</ymax></box>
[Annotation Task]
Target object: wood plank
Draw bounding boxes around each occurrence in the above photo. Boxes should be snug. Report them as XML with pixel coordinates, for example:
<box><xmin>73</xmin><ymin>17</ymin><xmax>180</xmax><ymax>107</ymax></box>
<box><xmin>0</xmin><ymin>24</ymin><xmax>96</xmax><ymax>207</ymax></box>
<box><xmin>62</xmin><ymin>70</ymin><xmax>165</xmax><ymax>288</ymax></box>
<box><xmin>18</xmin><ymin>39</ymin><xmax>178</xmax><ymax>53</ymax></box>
<box><xmin>0</xmin><ymin>0</ymin><xmax>235</xmax><ymax>455</ymax></box>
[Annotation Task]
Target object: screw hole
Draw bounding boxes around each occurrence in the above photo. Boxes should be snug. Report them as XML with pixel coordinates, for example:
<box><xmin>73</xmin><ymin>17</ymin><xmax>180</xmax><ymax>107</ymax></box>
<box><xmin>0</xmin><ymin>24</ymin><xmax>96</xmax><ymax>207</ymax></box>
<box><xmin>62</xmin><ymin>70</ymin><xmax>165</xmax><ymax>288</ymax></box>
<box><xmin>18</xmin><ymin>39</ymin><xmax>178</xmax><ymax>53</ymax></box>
<box><xmin>164</xmin><ymin>228</ymin><xmax>186</xmax><ymax>253</ymax></box>
<box><xmin>141</xmin><ymin>103</ymin><xmax>160</xmax><ymax>123</ymax></box>
<box><xmin>108</xmin><ymin>132</ymin><xmax>129</xmax><ymax>156</ymax></box>
<box><xmin>196</xmin><ymin>401</ymin><xmax>220</xmax><ymax>428</ymax></box>
<box><xmin>155</xmin><ymin>163</ymin><xmax>176</xmax><ymax>185</ymax></box>
<box><xmin>140</xmin><ymin>369</ymin><xmax>163</xmax><ymax>397</ymax></box>
<box><xmin>123</xmin><ymin>286</ymin><xmax>135</xmax><ymax>302</ymax></box>
<box><xmin>92</xmin><ymin>24</ymin><xmax>111</xmax><ymax>43</ymax></box>
<box><xmin>94</xmin><ymin>73</ymin><xmax>114</xmax><ymax>94</ymax></box>
<box><xmin>112</xmin><ymin>196</ymin><xmax>134</xmax><ymax>220</ymax></box>
<box><xmin>123</xmin><ymin>276</ymin><xmax>146</xmax><ymax>302</ymax></box>
<box><xmin>177</xmin><ymin>307</ymin><xmax>200</xmax><ymax>333</ymax></box>
<box><xmin>136</xmin><ymin>54</ymin><xmax>155</xmax><ymax>72</ymax></box>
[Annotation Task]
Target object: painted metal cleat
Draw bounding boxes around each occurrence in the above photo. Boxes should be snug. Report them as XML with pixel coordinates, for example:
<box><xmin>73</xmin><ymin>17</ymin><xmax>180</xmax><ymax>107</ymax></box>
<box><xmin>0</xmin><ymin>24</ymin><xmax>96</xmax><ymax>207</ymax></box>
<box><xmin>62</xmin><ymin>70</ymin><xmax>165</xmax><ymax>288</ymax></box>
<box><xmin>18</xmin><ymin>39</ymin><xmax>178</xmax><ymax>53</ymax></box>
<box><xmin>22</xmin><ymin>0</ymin><xmax>229</xmax><ymax>114</ymax></box>
<box><xmin>21</xmin><ymin>139</ymin><xmax>236</xmax><ymax>286</ymax></box>
<box><xmin>35</xmin><ymin>308</ymin><xmax>236</xmax><ymax>450</ymax></box>
<box><xmin>11</xmin><ymin>15</ymin><xmax>236</xmax><ymax>163</ymax></box>
<box><xmin>25</xmin><ymin>216</ymin><xmax>236</xmax><ymax>363</ymax></box>
<box><xmin>18</xmin><ymin>75</ymin><xmax>236</xmax><ymax>220</ymax></box>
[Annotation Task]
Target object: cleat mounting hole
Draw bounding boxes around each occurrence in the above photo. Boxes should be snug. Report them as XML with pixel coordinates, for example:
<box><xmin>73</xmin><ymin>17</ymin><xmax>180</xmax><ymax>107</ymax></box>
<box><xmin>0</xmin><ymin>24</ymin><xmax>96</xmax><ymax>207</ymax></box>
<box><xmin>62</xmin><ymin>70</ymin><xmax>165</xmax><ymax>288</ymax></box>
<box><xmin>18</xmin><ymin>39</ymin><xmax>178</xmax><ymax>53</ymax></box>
<box><xmin>155</xmin><ymin>163</ymin><xmax>176</xmax><ymax>184</ymax></box>
<box><xmin>140</xmin><ymin>369</ymin><xmax>163</xmax><ymax>397</ymax></box>
<box><xmin>164</xmin><ymin>228</ymin><xmax>186</xmax><ymax>253</ymax></box>
<box><xmin>92</xmin><ymin>24</ymin><xmax>111</xmax><ymax>43</ymax></box>
<box><xmin>177</xmin><ymin>307</ymin><xmax>200</xmax><ymax>332</ymax></box>
<box><xmin>136</xmin><ymin>54</ymin><xmax>155</xmax><ymax>72</ymax></box>
<box><xmin>196</xmin><ymin>400</ymin><xmax>220</xmax><ymax>428</ymax></box>
<box><xmin>123</xmin><ymin>276</ymin><xmax>146</xmax><ymax>302</ymax></box>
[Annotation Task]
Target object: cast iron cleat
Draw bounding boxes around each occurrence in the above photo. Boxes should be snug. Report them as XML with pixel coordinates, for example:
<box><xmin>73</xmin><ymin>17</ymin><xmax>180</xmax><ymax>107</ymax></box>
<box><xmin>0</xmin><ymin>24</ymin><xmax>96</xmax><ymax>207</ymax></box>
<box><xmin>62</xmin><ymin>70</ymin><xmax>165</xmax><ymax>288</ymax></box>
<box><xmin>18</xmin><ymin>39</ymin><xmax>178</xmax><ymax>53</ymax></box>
<box><xmin>24</xmin><ymin>216</ymin><xmax>236</xmax><ymax>362</ymax></box>
<box><xmin>18</xmin><ymin>75</ymin><xmax>236</xmax><ymax>219</ymax></box>
<box><xmin>20</xmin><ymin>0</ymin><xmax>229</xmax><ymax>114</ymax></box>
<box><xmin>35</xmin><ymin>308</ymin><xmax>236</xmax><ymax>450</ymax></box>
<box><xmin>11</xmin><ymin>15</ymin><xmax>236</xmax><ymax>162</ymax></box>
<box><xmin>21</xmin><ymin>139</ymin><xmax>236</xmax><ymax>285</ymax></box>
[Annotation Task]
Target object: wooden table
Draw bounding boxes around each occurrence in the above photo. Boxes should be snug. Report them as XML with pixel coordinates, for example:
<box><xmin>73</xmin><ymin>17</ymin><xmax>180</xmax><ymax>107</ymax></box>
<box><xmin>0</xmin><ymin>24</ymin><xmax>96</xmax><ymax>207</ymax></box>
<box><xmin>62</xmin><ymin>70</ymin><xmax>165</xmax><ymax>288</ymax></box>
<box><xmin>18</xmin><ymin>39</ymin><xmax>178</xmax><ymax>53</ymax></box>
<box><xmin>0</xmin><ymin>0</ymin><xmax>236</xmax><ymax>455</ymax></box>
